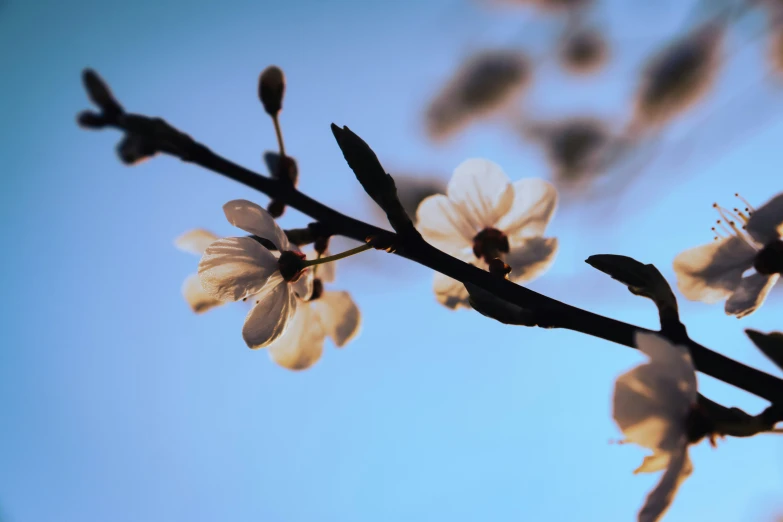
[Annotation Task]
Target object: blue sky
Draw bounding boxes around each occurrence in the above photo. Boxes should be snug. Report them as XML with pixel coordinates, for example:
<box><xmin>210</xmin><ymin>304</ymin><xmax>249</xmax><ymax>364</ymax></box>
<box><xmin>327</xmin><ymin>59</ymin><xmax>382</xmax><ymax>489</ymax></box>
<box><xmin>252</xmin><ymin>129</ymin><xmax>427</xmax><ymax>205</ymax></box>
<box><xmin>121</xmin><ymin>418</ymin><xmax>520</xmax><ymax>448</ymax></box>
<box><xmin>0</xmin><ymin>0</ymin><xmax>781</xmax><ymax>521</ymax></box>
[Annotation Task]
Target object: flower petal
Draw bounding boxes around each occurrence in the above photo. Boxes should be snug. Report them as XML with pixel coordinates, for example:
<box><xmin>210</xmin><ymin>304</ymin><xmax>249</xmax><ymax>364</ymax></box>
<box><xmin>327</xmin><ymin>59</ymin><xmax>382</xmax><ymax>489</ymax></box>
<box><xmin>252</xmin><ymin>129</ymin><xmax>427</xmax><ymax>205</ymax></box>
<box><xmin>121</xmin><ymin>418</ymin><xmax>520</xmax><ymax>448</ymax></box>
<box><xmin>724</xmin><ymin>272</ymin><xmax>779</xmax><ymax>318</ymax></box>
<box><xmin>267</xmin><ymin>303</ymin><xmax>327</xmax><ymax>370</ymax></box>
<box><xmin>446</xmin><ymin>159</ymin><xmax>514</xmax><ymax>231</ymax></box>
<box><xmin>506</xmin><ymin>237</ymin><xmax>558</xmax><ymax>283</ymax></box>
<box><xmin>637</xmin><ymin>447</ymin><xmax>692</xmax><ymax>522</ymax></box>
<box><xmin>198</xmin><ymin>236</ymin><xmax>279</xmax><ymax>302</ymax></box>
<box><xmin>175</xmin><ymin>229</ymin><xmax>219</xmax><ymax>256</ymax></box>
<box><xmin>672</xmin><ymin>236</ymin><xmax>756</xmax><ymax>304</ymax></box>
<box><xmin>613</xmin><ymin>363</ymin><xmax>692</xmax><ymax>452</ymax></box>
<box><xmin>416</xmin><ymin>194</ymin><xmax>476</xmax><ymax>252</ymax></box>
<box><xmin>633</xmin><ymin>452</ymin><xmax>671</xmax><ymax>475</ymax></box>
<box><xmin>432</xmin><ymin>249</ymin><xmax>476</xmax><ymax>310</ymax></box>
<box><xmin>181</xmin><ymin>273</ymin><xmax>224</xmax><ymax>314</ymax></box>
<box><xmin>635</xmin><ymin>332</ymin><xmax>697</xmax><ymax>402</ymax></box>
<box><xmin>434</xmin><ymin>272</ymin><xmax>472</xmax><ymax>310</ymax></box>
<box><xmin>313</xmin><ymin>291</ymin><xmax>361</xmax><ymax>347</ymax></box>
<box><xmin>242</xmin><ymin>275</ymin><xmax>297</xmax><ymax>349</ymax></box>
<box><xmin>223</xmin><ymin>199</ymin><xmax>290</xmax><ymax>250</ymax></box>
<box><xmin>497</xmin><ymin>178</ymin><xmax>558</xmax><ymax>238</ymax></box>
<box><xmin>746</xmin><ymin>192</ymin><xmax>783</xmax><ymax>244</ymax></box>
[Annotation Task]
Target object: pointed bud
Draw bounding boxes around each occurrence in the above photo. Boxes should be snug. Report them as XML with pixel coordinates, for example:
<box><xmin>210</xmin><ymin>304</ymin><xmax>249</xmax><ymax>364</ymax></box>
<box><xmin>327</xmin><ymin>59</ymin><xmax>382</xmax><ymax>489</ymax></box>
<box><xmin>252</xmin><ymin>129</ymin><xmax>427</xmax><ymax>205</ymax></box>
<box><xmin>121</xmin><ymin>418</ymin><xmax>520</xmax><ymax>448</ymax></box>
<box><xmin>258</xmin><ymin>66</ymin><xmax>286</xmax><ymax>116</ymax></box>
<box><xmin>82</xmin><ymin>69</ymin><xmax>123</xmax><ymax>117</ymax></box>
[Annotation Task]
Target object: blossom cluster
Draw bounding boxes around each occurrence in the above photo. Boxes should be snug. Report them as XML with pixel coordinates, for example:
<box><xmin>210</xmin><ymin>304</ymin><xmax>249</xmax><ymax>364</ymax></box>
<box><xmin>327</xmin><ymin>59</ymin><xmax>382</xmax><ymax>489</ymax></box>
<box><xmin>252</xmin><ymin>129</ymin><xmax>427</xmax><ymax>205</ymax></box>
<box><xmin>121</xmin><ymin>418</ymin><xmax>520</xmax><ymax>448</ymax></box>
<box><xmin>176</xmin><ymin>158</ymin><xmax>783</xmax><ymax>521</ymax></box>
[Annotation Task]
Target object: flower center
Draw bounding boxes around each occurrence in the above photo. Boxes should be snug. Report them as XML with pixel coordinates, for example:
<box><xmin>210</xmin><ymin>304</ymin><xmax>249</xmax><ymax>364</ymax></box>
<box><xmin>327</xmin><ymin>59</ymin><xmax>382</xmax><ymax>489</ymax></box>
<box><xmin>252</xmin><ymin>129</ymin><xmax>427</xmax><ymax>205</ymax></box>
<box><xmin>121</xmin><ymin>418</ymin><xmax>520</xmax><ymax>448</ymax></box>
<box><xmin>754</xmin><ymin>240</ymin><xmax>783</xmax><ymax>275</ymax></box>
<box><xmin>472</xmin><ymin>227</ymin><xmax>510</xmax><ymax>262</ymax></box>
<box><xmin>278</xmin><ymin>250</ymin><xmax>307</xmax><ymax>282</ymax></box>
<box><xmin>710</xmin><ymin>193</ymin><xmax>757</xmax><ymax>247</ymax></box>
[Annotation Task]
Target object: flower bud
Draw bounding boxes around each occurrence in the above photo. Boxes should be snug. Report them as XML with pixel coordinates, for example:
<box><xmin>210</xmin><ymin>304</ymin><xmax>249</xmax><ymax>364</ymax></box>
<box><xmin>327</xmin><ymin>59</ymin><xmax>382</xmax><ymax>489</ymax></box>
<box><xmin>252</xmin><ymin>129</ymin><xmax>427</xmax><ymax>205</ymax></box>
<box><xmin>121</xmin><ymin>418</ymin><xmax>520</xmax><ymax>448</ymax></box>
<box><xmin>263</xmin><ymin>152</ymin><xmax>298</xmax><ymax>186</ymax></box>
<box><xmin>267</xmin><ymin>199</ymin><xmax>286</xmax><ymax>218</ymax></box>
<box><xmin>77</xmin><ymin>110</ymin><xmax>108</xmax><ymax>129</ymax></box>
<box><xmin>258</xmin><ymin>66</ymin><xmax>286</xmax><ymax>116</ymax></box>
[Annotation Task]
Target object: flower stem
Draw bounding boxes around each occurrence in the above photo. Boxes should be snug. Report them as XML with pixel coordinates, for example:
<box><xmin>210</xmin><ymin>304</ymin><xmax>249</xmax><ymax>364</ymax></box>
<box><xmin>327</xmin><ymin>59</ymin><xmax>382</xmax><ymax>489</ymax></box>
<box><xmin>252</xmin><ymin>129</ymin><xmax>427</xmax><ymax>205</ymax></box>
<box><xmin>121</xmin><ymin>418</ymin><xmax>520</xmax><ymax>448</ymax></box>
<box><xmin>273</xmin><ymin>114</ymin><xmax>286</xmax><ymax>157</ymax></box>
<box><xmin>302</xmin><ymin>243</ymin><xmax>373</xmax><ymax>267</ymax></box>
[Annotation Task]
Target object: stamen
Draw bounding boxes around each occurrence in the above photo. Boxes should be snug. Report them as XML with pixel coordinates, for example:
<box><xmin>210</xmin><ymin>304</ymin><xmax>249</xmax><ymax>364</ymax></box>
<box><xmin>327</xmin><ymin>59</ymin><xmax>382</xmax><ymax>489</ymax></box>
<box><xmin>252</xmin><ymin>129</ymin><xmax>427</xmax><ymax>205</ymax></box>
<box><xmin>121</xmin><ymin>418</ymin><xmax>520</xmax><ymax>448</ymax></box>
<box><xmin>735</xmin><ymin>193</ymin><xmax>755</xmax><ymax>213</ymax></box>
<box><xmin>711</xmin><ymin>226</ymin><xmax>724</xmax><ymax>239</ymax></box>
<box><xmin>716</xmin><ymin>220</ymin><xmax>733</xmax><ymax>237</ymax></box>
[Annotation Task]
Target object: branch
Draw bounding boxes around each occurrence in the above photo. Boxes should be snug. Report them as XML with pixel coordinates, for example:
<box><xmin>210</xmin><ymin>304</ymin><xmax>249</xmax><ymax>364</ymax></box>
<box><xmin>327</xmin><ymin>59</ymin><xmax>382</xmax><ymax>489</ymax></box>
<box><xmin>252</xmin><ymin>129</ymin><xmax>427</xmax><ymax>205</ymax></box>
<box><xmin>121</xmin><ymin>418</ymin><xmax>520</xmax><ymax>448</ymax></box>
<box><xmin>78</xmin><ymin>69</ymin><xmax>783</xmax><ymax>405</ymax></box>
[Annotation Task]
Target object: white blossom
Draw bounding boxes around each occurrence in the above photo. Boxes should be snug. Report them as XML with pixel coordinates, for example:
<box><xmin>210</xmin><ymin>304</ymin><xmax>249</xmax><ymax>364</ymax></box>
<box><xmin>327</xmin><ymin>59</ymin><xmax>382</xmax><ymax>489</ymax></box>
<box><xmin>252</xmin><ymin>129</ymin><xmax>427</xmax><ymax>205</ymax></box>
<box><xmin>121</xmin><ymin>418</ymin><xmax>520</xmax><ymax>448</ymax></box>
<box><xmin>175</xmin><ymin>229</ymin><xmax>224</xmax><ymax>314</ymax></box>
<box><xmin>198</xmin><ymin>200</ymin><xmax>313</xmax><ymax>349</ymax></box>
<box><xmin>267</xmin><ymin>250</ymin><xmax>361</xmax><ymax>371</ymax></box>
<box><xmin>416</xmin><ymin>158</ymin><xmax>558</xmax><ymax>309</ymax></box>
<box><xmin>673</xmin><ymin>193</ymin><xmax>783</xmax><ymax>318</ymax></box>
<box><xmin>613</xmin><ymin>332</ymin><xmax>700</xmax><ymax>522</ymax></box>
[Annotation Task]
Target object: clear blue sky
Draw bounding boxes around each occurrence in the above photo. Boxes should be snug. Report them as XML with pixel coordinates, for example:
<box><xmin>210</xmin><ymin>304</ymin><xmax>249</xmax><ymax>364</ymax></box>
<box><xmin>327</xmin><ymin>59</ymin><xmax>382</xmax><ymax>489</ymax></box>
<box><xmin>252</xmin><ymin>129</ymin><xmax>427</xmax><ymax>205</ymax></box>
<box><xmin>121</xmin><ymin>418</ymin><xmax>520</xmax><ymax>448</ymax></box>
<box><xmin>0</xmin><ymin>1</ymin><xmax>781</xmax><ymax>521</ymax></box>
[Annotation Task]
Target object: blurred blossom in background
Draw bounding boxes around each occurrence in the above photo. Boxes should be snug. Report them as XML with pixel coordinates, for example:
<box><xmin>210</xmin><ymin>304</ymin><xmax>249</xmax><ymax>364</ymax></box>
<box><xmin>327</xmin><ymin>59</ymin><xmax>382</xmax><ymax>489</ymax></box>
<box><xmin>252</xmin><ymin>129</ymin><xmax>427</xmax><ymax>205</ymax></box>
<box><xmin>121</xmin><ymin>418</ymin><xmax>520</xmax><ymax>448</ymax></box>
<box><xmin>0</xmin><ymin>0</ymin><xmax>782</xmax><ymax>521</ymax></box>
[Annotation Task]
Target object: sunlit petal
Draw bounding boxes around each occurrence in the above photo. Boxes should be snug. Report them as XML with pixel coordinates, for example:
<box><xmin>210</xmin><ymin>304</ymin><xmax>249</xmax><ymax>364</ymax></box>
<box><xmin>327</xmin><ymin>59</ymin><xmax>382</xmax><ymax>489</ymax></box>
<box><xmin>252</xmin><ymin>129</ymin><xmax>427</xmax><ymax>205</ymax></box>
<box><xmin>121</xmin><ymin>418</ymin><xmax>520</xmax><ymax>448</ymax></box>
<box><xmin>267</xmin><ymin>304</ymin><xmax>327</xmax><ymax>370</ymax></box>
<box><xmin>746</xmin><ymin>192</ymin><xmax>783</xmax><ymax>244</ymax></box>
<box><xmin>724</xmin><ymin>273</ymin><xmax>779</xmax><ymax>318</ymax></box>
<box><xmin>198</xmin><ymin>237</ymin><xmax>279</xmax><ymax>302</ymax></box>
<box><xmin>242</xmin><ymin>275</ymin><xmax>297</xmax><ymax>349</ymax></box>
<box><xmin>498</xmin><ymin>179</ymin><xmax>558</xmax><ymax>238</ymax></box>
<box><xmin>416</xmin><ymin>194</ymin><xmax>476</xmax><ymax>251</ymax></box>
<box><xmin>613</xmin><ymin>363</ymin><xmax>690</xmax><ymax>452</ymax></box>
<box><xmin>313</xmin><ymin>291</ymin><xmax>361</xmax><ymax>347</ymax></box>
<box><xmin>637</xmin><ymin>448</ymin><xmax>691</xmax><ymax>522</ymax></box>
<box><xmin>181</xmin><ymin>273</ymin><xmax>224</xmax><ymax>314</ymax></box>
<box><xmin>223</xmin><ymin>199</ymin><xmax>290</xmax><ymax>250</ymax></box>
<box><xmin>672</xmin><ymin>236</ymin><xmax>756</xmax><ymax>304</ymax></box>
<box><xmin>506</xmin><ymin>237</ymin><xmax>558</xmax><ymax>283</ymax></box>
<box><xmin>447</xmin><ymin>159</ymin><xmax>514</xmax><ymax>231</ymax></box>
<box><xmin>633</xmin><ymin>452</ymin><xmax>671</xmax><ymax>475</ymax></box>
<box><xmin>175</xmin><ymin>229</ymin><xmax>219</xmax><ymax>256</ymax></box>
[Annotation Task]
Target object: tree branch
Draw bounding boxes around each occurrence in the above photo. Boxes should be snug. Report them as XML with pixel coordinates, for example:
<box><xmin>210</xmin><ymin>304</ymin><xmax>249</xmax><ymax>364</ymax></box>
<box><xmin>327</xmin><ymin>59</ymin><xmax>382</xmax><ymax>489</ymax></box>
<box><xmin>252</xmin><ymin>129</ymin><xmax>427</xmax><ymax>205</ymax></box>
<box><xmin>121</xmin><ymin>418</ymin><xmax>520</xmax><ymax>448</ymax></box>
<box><xmin>78</xmin><ymin>69</ymin><xmax>783</xmax><ymax>405</ymax></box>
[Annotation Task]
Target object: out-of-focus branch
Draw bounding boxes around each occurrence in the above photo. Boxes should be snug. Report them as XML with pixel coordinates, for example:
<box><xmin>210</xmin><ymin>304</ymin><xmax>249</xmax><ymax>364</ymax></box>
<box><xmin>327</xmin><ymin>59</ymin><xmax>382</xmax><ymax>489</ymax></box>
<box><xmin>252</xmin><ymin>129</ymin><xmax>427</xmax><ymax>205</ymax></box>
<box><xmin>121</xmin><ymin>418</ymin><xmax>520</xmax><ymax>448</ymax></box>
<box><xmin>78</xmin><ymin>68</ymin><xmax>783</xmax><ymax>405</ymax></box>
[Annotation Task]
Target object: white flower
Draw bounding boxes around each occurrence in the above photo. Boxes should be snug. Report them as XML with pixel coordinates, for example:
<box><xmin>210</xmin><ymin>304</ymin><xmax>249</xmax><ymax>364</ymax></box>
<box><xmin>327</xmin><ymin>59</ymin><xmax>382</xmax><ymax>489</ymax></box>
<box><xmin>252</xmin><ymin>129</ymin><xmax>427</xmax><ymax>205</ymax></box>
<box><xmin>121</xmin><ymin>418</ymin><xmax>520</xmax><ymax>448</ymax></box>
<box><xmin>267</xmin><ymin>250</ymin><xmax>361</xmax><ymax>371</ymax></box>
<box><xmin>673</xmin><ymin>193</ymin><xmax>783</xmax><ymax>318</ymax></box>
<box><xmin>416</xmin><ymin>158</ymin><xmax>558</xmax><ymax>309</ymax></box>
<box><xmin>175</xmin><ymin>229</ymin><xmax>225</xmax><ymax>314</ymax></box>
<box><xmin>613</xmin><ymin>332</ymin><xmax>701</xmax><ymax>522</ymax></box>
<box><xmin>198</xmin><ymin>200</ymin><xmax>313</xmax><ymax>349</ymax></box>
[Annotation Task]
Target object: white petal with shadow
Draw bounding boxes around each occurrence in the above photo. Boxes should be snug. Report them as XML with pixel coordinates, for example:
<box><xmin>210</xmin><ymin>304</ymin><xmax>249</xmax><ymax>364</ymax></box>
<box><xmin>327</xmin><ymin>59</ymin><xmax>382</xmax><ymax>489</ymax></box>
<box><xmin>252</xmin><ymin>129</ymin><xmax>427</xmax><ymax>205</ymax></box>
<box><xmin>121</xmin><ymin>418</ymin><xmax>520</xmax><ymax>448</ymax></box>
<box><xmin>498</xmin><ymin>178</ymin><xmax>558</xmax><ymax>238</ymax></box>
<box><xmin>175</xmin><ymin>229</ymin><xmax>219</xmax><ymax>255</ymax></box>
<box><xmin>181</xmin><ymin>273</ymin><xmax>224</xmax><ymax>314</ymax></box>
<box><xmin>313</xmin><ymin>291</ymin><xmax>361</xmax><ymax>347</ymax></box>
<box><xmin>267</xmin><ymin>304</ymin><xmax>327</xmax><ymax>370</ymax></box>
<box><xmin>242</xmin><ymin>274</ymin><xmax>297</xmax><ymax>349</ymax></box>
<box><xmin>198</xmin><ymin>237</ymin><xmax>279</xmax><ymax>302</ymax></box>
<box><xmin>672</xmin><ymin>236</ymin><xmax>756</xmax><ymax>304</ymax></box>
<box><xmin>416</xmin><ymin>194</ymin><xmax>476</xmax><ymax>252</ymax></box>
<box><xmin>447</xmin><ymin>159</ymin><xmax>514</xmax><ymax>232</ymax></box>
<box><xmin>724</xmin><ymin>272</ymin><xmax>779</xmax><ymax>318</ymax></box>
<box><xmin>506</xmin><ymin>237</ymin><xmax>558</xmax><ymax>283</ymax></box>
<box><xmin>223</xmin><ymin>199</ymin><xmax>290</xmax><ymax>250</ymax></box>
